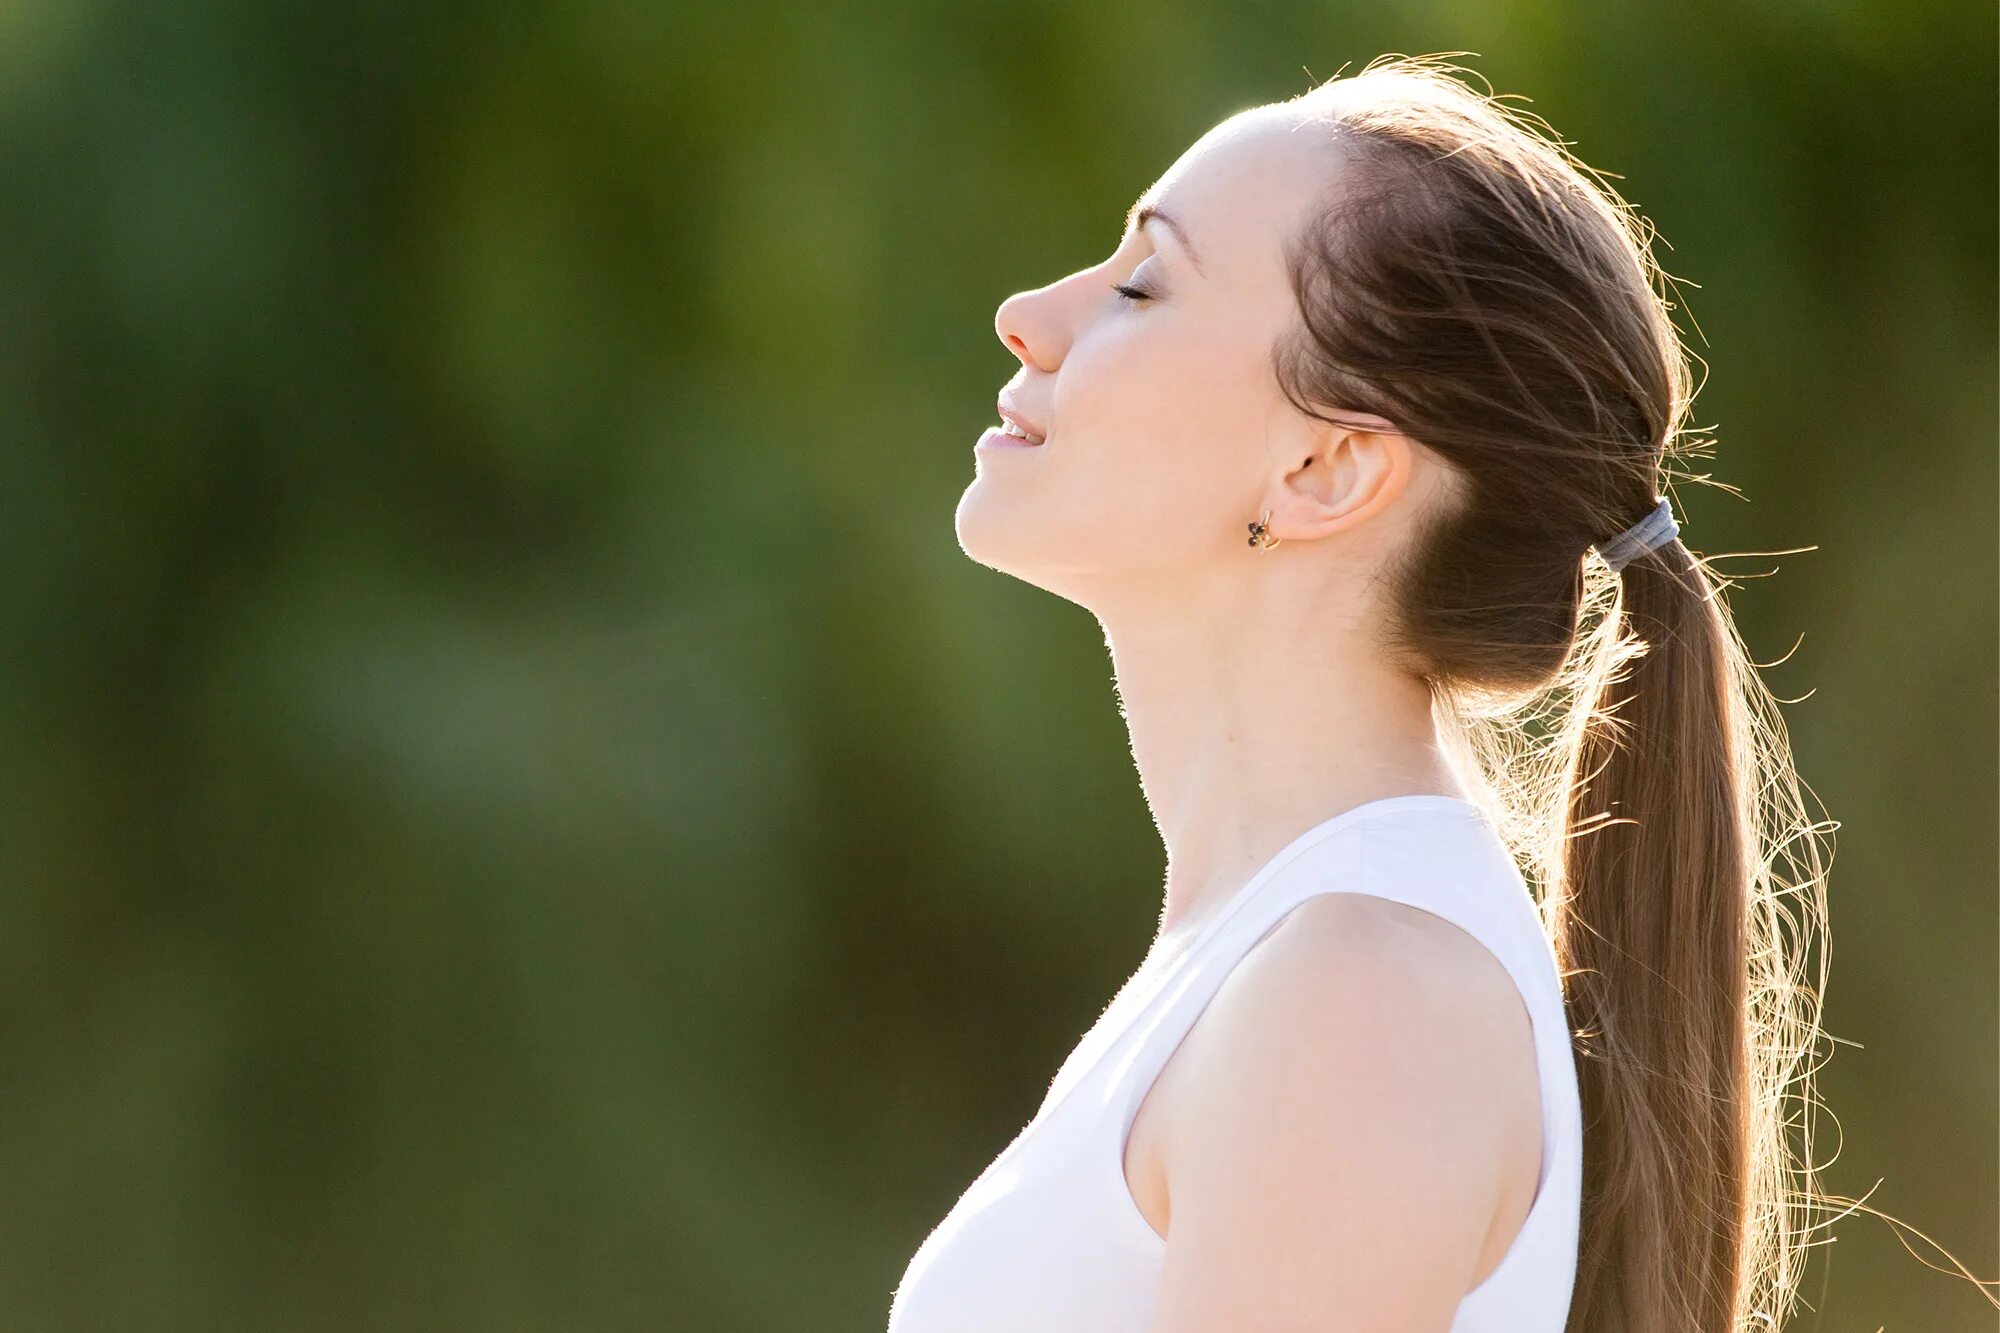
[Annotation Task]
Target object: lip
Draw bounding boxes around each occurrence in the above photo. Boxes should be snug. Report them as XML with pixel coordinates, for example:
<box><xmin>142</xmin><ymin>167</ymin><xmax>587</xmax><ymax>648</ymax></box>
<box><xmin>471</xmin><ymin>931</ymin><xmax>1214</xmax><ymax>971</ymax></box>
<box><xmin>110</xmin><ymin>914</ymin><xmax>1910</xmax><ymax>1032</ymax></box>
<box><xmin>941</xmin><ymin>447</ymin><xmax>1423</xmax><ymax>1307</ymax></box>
<box><xmin>976</xmin><ymin>425</ymin><xmax>1043</xmax><ymax>451</ymax></box>
<box><xmin>994</xmin><ymin>396</ymin><xmax>1049</xmax><ymax>443</ymax></box>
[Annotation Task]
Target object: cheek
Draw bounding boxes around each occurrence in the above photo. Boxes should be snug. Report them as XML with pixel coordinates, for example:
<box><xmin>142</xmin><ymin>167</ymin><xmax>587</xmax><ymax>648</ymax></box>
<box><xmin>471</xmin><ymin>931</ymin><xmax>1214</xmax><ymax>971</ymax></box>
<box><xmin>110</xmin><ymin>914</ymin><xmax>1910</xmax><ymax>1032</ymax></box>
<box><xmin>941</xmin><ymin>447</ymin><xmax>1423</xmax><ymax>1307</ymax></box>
<box><xmin>1061</xmin><ymin>320</ymin><xmax>1255</xmax><ymax>460</ymax></box>
<box><xmin>1055</xmin><ymin>323</ymin><xmax>1267</xmax><ymax>549</ymax></box>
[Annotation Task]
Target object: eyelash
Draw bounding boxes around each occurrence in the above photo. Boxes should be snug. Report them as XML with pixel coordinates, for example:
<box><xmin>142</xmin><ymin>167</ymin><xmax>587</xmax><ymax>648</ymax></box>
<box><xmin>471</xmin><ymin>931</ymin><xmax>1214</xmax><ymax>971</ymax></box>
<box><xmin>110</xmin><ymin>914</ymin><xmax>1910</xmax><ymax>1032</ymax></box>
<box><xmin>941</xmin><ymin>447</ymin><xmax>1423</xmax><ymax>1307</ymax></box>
<box><xmin>1111</xmin><ymin>282</ymin><xmax>1153</xmax><ymax>304</ymax></box>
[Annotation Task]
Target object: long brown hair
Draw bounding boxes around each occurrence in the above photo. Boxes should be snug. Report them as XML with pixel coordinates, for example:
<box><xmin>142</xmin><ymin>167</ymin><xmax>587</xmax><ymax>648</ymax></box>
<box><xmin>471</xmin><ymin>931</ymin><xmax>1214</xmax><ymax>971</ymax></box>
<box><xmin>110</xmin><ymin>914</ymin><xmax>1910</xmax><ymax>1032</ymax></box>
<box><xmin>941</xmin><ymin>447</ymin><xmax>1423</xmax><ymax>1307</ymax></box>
<box><xmin>1274</xmin><ymin>55</ymin><xmax>1839</xmax><ymax>1330</ymax></box>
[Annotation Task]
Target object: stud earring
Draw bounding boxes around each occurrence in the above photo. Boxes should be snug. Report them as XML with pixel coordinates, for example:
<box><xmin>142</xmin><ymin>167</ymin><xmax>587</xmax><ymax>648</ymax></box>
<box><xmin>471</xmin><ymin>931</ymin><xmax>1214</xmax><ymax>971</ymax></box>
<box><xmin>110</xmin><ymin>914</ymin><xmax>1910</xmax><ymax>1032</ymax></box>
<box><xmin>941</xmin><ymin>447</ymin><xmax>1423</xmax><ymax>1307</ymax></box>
<box><xmin>1247</xmin><ymin>509</ymin><xmax>1283</xmax><ymax>551</ymax></box>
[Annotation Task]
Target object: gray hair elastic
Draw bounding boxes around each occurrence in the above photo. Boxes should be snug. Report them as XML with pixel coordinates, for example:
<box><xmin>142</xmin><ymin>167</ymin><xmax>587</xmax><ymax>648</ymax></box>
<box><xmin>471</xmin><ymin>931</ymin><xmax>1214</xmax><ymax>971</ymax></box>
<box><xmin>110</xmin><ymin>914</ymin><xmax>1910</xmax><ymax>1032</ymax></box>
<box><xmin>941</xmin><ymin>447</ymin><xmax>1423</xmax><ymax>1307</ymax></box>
<box><xmin>1594</xmin><ymin>495</ymin><xmax>1680</xmax><ymax>572</ymax></box>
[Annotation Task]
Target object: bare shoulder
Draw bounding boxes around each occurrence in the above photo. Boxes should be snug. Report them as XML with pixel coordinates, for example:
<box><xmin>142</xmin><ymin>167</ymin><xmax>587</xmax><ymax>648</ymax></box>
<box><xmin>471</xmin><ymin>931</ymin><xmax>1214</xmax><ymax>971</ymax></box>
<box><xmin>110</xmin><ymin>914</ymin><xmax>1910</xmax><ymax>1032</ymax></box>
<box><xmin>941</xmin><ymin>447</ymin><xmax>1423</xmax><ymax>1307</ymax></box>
<box><xmin>1177</xmin><ymin>891</ymin><xmax>1542</xmax><ymax>1142</ymax></box>
<box><xmin>1262</xmin><ymin>890</ymin><xmax>1535</xmax><ymax>1034</ymax></box>
<box><xmin>1179</xmin><ymin>891</ymin><xmax>1541</xmax><ymax>1100</ymax></box>
<box><xmin>1146</xmin><ymin>891</ymin><xmax>1542</xmax><ymax>1330</ymax></box>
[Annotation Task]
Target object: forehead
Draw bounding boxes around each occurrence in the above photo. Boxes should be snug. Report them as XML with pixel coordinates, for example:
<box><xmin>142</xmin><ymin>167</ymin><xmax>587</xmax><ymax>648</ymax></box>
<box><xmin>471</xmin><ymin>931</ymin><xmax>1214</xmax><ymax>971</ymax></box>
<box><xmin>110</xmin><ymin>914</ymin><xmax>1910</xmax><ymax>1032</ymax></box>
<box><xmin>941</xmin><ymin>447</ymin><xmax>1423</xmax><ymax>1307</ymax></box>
<box><xmin>1131</xmin><ymin>103</ymin><xmax>1345</xmax><ymax>278</ymax></box>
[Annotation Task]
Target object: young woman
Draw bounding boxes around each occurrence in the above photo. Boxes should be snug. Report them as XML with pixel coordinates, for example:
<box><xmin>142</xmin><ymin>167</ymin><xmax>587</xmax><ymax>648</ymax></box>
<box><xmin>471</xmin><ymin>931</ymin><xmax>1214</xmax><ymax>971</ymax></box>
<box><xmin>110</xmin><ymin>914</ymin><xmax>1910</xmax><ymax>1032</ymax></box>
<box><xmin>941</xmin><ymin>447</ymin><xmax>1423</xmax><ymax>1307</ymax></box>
<box><xmin>888</xmin><ymin>55</ymin><xmax>1832</xmax><ymax>1333</ymax></box>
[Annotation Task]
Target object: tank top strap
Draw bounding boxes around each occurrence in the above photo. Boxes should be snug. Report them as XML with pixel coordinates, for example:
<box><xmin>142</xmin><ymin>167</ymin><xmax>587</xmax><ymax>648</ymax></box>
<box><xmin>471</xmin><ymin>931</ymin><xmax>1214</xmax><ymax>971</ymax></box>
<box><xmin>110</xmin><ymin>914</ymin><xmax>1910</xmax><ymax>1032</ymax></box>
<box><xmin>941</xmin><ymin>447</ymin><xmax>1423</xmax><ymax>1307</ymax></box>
<box><xmin>1095</xmin><ymin>800</ymin><xmax>1546</xmax><ymax>1143</ymax></box>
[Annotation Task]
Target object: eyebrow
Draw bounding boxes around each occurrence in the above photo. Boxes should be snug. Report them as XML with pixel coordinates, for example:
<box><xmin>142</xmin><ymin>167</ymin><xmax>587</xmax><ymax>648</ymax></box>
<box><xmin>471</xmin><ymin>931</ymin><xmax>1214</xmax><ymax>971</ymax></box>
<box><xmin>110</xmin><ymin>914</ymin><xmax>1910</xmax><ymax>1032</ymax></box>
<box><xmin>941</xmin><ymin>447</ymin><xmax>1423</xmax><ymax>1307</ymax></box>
<box><xmin>1124</xmin><ymin>200</ymin><xmax>1206</xmax><ymax>277</ymax></box>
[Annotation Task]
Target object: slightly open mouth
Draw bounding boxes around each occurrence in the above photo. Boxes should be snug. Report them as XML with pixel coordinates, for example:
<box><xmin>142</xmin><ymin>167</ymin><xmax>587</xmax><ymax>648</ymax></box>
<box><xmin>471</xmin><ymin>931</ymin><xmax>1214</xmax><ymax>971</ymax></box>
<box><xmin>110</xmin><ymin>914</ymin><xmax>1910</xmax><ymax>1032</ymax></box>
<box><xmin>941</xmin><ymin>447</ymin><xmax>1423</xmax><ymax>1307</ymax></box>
<box><xmin>997</xmin><ymin>422</ymin><xmax>1046</xmax><ymax>445</ymax></box>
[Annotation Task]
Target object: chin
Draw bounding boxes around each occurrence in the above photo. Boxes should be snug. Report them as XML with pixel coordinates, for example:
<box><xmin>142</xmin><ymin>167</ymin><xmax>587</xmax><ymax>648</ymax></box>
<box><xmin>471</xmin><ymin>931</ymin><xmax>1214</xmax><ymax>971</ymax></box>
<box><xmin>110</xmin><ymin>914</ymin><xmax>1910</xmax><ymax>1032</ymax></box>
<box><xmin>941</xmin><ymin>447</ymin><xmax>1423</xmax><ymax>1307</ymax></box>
<box><xmin>953</xmin><ymin>479</ymin><xmax>1094</xmax><ymax>605</ymax></box>
<box><xmin>954</xmin><ymin>477</ymin><xmax>1036</xmax><ymax>577</ymax></box>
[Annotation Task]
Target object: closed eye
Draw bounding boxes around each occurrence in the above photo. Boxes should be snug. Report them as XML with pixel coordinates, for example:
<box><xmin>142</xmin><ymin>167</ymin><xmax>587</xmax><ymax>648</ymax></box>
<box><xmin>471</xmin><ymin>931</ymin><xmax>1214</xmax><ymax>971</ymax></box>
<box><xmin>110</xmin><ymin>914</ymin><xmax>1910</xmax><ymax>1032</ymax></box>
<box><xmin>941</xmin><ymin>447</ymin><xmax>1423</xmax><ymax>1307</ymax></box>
<box><xmin>1111</xmin><ymin>281</ymin><xmax>1154</xmax><ymax>303</ymax></box>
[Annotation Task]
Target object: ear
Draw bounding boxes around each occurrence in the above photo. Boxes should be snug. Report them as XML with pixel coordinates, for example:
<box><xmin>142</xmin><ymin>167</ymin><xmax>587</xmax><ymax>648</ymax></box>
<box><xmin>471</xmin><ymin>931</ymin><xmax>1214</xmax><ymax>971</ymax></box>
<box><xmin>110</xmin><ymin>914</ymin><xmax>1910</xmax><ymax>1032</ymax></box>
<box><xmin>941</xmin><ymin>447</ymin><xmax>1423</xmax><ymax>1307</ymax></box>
<box><xmin>1258</xmin><ymin>410</ymin><xmax>1417</xmax><ymax>546</ymax></box>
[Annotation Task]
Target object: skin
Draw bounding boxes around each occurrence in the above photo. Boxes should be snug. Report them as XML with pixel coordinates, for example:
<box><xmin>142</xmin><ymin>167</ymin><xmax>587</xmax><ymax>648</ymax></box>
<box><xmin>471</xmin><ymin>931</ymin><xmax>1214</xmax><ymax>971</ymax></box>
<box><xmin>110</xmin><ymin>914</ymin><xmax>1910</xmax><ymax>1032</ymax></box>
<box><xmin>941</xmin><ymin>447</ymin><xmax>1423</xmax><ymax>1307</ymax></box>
<box><xmin>957</xmin><ymin>94</ymin><xmax>1545</xmax><ymax>1329</ymax></box>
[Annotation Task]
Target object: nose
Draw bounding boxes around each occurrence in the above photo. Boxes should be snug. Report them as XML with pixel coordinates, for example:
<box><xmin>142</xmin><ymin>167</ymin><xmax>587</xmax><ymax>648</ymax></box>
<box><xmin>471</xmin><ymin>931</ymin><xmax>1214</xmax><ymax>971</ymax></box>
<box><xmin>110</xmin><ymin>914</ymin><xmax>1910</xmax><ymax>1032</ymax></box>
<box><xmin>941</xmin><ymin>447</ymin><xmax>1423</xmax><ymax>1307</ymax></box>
<box><xmin>994</xmin><ymin>286</ymin><xmax>1062</xmax><ymax>373</ymax></box>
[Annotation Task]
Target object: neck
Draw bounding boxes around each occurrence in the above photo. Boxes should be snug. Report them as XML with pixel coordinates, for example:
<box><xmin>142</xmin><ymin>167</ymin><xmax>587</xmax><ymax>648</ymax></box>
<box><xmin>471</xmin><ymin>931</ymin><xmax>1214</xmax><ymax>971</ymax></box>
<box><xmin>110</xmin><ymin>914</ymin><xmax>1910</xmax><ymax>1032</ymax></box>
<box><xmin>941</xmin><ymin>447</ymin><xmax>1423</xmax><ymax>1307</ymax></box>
<box><xmin>1097</xmin><ymin>574</ymin><xmax>1467</xmax><ymax>947</ymax></box>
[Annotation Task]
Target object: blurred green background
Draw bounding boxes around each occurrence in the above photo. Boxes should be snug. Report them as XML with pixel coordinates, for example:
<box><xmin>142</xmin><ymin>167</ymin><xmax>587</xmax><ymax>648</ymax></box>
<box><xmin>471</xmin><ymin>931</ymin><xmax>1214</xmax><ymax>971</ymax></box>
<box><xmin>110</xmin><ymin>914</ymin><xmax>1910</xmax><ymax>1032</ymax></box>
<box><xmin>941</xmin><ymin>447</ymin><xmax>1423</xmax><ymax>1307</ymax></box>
<box><xmin>2</xmin><ymin>2</ymin><xmax>1993</xmax><ymax>1329</ymax></box>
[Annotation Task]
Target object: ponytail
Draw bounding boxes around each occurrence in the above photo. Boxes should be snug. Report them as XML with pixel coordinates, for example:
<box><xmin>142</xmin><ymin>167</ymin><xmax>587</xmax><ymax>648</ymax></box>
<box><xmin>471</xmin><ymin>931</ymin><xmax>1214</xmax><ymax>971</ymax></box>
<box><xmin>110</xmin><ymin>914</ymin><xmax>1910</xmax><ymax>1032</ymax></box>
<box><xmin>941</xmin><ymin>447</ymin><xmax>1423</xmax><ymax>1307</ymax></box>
<box><xmin>1552</xmin><ymin>534</ymin><xmax>1826</xmax><ymax>1330</ymax></box>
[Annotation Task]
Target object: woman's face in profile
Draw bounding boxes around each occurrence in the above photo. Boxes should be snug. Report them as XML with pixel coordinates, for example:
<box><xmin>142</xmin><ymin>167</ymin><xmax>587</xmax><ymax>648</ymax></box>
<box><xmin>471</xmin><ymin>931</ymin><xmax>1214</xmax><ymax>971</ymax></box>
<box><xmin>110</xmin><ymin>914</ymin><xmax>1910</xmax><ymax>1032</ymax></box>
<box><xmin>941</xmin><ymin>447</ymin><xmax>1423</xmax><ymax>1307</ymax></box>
<box><xmin>958</xmin><ymin>100</ymin><xmax>1353</xmax><ymax>608</ymax></box>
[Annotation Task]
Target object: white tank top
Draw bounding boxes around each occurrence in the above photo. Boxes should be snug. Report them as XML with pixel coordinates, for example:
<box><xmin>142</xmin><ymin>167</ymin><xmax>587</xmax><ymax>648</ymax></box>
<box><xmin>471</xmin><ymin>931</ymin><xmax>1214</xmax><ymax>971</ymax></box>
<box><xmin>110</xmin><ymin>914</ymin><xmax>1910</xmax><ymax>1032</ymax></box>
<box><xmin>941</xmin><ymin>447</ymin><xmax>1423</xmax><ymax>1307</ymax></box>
<box><xmin>885</xmin><ymin>794</ymin><xmax>1583</xmax><ymax>1332</ymax></box>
